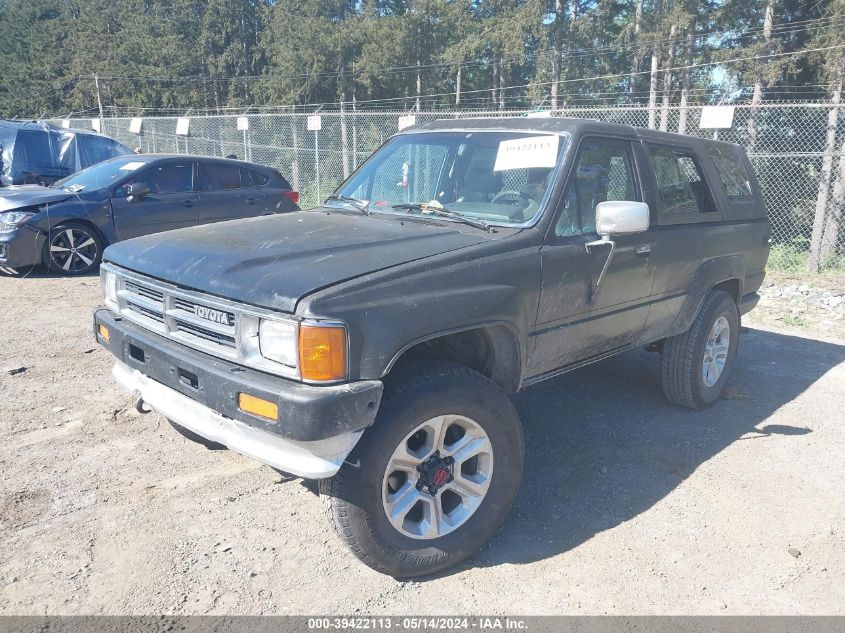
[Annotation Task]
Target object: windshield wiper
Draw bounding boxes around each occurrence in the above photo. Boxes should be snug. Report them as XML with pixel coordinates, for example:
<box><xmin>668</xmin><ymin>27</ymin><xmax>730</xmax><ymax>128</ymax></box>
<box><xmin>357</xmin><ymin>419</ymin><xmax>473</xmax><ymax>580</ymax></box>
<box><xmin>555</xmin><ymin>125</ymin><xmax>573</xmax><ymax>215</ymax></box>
<box><xmin>325</xmin><ymin>194</ymin><xmax>371</xmax><ymax>215</ymax></box>
<box><xmin>391</xmin><ymin>202</ymin><xmax>491</xmax><ymax>232</ymax></box>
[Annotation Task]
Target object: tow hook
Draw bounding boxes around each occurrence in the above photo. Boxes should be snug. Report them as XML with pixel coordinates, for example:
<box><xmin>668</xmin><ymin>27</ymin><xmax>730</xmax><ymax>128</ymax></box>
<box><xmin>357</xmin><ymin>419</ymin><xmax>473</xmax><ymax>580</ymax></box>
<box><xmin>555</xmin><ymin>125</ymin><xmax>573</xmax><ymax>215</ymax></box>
<box><xmin>135</xmin><ymin>396</ymin><xmax>152</xmax><ymax>415</ymax></box>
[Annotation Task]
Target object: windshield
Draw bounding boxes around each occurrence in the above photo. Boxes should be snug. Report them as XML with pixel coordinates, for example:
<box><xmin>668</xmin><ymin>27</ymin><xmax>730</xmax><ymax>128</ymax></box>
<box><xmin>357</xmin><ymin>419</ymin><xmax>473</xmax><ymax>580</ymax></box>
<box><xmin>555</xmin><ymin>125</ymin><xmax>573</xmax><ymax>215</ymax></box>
<box><xmin>52</xmin><ymin>156</ymin><xmax>148</xmax><ymax>192</ymax></box>
<box><xmin>332</xmin><ymin>131</ymin><xmax>567</xmax><ymax>226</ymax></box>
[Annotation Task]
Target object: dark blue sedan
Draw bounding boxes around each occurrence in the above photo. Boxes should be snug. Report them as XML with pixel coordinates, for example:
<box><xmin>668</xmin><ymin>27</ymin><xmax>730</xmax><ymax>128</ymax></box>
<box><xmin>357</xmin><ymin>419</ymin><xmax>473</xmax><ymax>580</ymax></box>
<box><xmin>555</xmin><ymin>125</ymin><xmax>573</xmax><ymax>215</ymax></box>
<box><xmin>0</xmin><ymin>155</ymin><xmax>299</xmax><ymax>275</ymax></box>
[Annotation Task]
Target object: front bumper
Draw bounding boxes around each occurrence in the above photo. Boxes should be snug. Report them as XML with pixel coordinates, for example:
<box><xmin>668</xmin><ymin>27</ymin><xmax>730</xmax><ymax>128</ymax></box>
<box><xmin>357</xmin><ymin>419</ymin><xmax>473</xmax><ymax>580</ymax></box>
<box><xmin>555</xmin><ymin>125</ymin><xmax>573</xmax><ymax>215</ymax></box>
<box><xmin>94</xmin><ymin>308</ymin><xmax>383</xmax><ymax>478</ymax></box>
<box><xmin>0</xmin><ymin>225</ymin><xmax>44</xmax><ymax>268</ymax></box>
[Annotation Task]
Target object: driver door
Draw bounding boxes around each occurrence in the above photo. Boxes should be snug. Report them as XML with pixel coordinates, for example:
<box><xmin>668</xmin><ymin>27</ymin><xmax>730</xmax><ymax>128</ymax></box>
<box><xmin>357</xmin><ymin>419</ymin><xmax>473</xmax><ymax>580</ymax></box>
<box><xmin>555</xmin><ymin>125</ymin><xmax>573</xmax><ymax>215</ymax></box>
<box><xmin>111</xmin><ymin>161</ymin><xmax>198</xmax><ymax>241</ymax></box>
<box><xmin>528</xmin><ymin>137</ymin><xmax>657</xmax><ymax>378</ymax></box>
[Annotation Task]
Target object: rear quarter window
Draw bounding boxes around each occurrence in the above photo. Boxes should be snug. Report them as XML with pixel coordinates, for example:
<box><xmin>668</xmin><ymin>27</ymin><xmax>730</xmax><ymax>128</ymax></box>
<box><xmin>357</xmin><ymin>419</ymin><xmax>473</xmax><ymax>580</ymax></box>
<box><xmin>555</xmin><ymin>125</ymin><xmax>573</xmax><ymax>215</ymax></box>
<box><xmin>648</xmin><ymin>145</ymin><xmax>717</xmax><ymax>222</ymax></box>
<box><xmin>707</xmin><ymin>145</ymin><xmax>755</xmax><ymax>202</ymax></box>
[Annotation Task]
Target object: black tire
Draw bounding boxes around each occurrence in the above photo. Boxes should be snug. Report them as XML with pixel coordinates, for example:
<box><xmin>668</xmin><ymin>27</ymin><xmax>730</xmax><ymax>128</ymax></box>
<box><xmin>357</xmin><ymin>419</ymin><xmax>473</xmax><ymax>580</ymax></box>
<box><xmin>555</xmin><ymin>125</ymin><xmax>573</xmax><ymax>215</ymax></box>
<box><xmin>660</xmin><ymin>290</ymin><xmax>740</xmax><ymax>409</ymax></box>
<box><xmin>320</xmin><ymin>360</ymin><xmax>524</xmax><ymax>578</ymax></box>
<box><xmin>167</xmin><ymin>419</ymin><xmax>226</xmax><ymax>450</ymax></box>
<box><xmin>43</xmin><ymin>222</ymin><xmax>103</xmax><ymax>276</ymax></box>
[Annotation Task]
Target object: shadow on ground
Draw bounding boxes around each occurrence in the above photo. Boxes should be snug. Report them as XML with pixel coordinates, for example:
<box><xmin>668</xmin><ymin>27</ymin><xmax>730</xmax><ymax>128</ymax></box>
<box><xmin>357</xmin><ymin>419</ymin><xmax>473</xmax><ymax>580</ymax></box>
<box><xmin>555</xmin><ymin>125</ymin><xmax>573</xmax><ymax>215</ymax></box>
<box><xmin>0</xmin><ymin>265</ymin><xmax>98</xmax><ymax>279</ymax></box>
<box><xmin>456</xmin><ymin>326</ymin><xmax>845</xmax><ymax>571</ymax></box>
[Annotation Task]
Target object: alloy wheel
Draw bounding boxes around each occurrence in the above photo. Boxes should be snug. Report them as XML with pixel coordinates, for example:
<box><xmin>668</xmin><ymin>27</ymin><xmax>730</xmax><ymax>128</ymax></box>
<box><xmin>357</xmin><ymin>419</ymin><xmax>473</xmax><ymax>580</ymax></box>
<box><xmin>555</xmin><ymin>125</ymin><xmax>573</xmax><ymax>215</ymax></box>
<box><xmin>381</xmin><ymin>414</ymin><xmax>493</xmax><ymax>540</ymax></box>
<box><xmin>702</xmin><ymin>315</ymin><xmax>731</xmax><ymax>387</ymax></box>
<box><xmin>49</xmin><ymin>228</ymin><xmax>98</xmax><ymax>273</ymax></box>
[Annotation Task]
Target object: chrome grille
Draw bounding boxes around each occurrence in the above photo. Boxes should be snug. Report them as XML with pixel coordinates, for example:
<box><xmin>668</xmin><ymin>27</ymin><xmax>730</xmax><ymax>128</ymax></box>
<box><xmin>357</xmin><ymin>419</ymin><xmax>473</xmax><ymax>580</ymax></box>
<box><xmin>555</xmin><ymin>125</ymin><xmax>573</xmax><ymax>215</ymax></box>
<box><xmin>103</xmin><ymin>263</ymin><xmax>341</xmax><ymax>383</ymax></box>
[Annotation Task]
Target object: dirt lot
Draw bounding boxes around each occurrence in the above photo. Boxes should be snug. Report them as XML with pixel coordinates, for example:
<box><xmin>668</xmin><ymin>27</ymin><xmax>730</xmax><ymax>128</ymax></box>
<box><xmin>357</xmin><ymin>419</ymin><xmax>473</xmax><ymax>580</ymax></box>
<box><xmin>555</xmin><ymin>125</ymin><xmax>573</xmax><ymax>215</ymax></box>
<box><xmin>1</xmin><ymin>269</ymin><xmax>844</xmax><ymax>615</ymax></box>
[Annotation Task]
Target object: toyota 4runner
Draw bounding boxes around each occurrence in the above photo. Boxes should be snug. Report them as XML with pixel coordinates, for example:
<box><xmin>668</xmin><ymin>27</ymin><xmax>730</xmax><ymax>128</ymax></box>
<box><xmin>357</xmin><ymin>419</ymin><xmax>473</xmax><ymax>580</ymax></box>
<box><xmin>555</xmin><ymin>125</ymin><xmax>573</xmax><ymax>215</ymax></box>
<box><xmin>94</xmin><ymin>118</ymin><xmax>770</xmax><ymax>577</ymax></box>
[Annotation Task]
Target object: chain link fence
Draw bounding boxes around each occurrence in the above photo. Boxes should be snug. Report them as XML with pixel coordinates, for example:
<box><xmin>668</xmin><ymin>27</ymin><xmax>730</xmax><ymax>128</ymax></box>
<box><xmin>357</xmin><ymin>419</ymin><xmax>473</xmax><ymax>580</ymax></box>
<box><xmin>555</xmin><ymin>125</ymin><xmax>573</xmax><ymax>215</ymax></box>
<box><xmin>52</xmin><ymin>101</ymin><xmax>845</xmax><ymax>273</ymax></box>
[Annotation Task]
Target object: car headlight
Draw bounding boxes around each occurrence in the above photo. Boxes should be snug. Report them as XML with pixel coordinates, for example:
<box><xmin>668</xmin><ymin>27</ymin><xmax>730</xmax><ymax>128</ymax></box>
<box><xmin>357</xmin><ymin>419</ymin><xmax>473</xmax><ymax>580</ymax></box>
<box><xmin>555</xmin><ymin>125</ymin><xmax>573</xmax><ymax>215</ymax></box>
<box><xmin>258</xmin><ymin>318</ymin><xmax>298</xmax><ymax>368</ymax></box>
<box><xmin>0</xmin><ymin>211</ymin><xmax>35</xmax><ymax>231</ymax></box>
<box><xmin>101</xmin><ymin>268</ymin><xmax>118</xmax><ymax>311</ymax></box>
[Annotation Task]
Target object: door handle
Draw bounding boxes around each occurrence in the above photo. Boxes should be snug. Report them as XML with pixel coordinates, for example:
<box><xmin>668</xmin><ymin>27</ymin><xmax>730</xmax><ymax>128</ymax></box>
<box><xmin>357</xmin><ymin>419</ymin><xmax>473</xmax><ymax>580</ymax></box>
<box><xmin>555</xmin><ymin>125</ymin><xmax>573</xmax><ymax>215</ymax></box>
<box><xmin>635</xmin><ymin>244</ymin><xmax>651</xmax><ymax>255</ymax></box>
<box><xmin>181</xmin><ymin>199</ymin><xmax>195</xmax><ymax>207</ymax></box>
<box><xmin>245</xmin><ymin>197</ymin><xmax>257</xmax><ymax>205</ymax></box>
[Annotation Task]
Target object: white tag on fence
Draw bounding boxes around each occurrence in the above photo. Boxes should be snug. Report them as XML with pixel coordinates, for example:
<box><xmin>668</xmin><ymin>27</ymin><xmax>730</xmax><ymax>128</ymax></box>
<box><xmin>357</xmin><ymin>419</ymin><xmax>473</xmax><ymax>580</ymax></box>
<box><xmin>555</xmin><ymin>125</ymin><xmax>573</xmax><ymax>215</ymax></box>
<box><xmin>129</xmin><ymin>117</ymin><xmax>143</xmax><ymax>134</ymax></box>
<box><xmin>176</xmin><ymin>117</ymin><xmax>190</xmax><ymax>136</ymax></box>
<box><xmin>398</xmin><ymin>115</ymin><xmax>417</xmax><ymax>130</ymax></box>
<box><xmin>699</xmin><ymin>106</ymin><xmax>735</xmax><ymax>129</ymax></box>
<box><xmin>307</xmin><ymin>115</ymin><xmax>322</xmax><ymax>131</ymax></box>
<box><xmin>237</xmin><ymin>116</ymin><xmax>249</xmax><ymax>131</ymax></box>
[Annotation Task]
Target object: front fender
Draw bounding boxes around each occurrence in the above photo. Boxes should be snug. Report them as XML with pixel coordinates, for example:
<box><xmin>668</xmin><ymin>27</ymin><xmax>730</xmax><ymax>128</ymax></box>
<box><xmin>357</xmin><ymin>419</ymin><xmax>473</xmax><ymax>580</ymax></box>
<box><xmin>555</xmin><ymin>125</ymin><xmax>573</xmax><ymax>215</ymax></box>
<box><xmin>300</xmin><ymin>245</ymin><xmax>543</xmax><ymax>383</ymax></box>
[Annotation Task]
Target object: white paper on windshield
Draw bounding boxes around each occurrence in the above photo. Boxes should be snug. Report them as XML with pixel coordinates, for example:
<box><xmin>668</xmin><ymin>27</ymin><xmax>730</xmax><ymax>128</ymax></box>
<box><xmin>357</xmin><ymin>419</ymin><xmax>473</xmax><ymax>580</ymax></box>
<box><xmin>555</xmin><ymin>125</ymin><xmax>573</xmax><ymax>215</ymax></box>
<box><xmin>119</xmin><ymin>161</ymin><xmax>146</xmax><ymax>171</ymax></box>
<box><xmin>493</xmin><ymin>135</ymin><xmax>559</xmax><ymax>171</ymax></box>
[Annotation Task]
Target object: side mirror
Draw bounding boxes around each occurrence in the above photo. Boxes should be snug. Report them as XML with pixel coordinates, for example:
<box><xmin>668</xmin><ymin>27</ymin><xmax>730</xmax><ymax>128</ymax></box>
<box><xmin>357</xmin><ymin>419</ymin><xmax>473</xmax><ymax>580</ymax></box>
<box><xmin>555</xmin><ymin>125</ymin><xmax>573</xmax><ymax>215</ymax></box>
<box><xmin>595</xmin><ymin>200</ymin><xmax>650</xmax><ymax>238</ymax></box>
<box><xmin>127</xmin><ymin>182</ymin><xmax>150</xmax><ymax>201</ymax></box>
<box><xmin>585</xmin><ymin>201</ymin><xmax>650</xmax><ymax>300</ymax></box>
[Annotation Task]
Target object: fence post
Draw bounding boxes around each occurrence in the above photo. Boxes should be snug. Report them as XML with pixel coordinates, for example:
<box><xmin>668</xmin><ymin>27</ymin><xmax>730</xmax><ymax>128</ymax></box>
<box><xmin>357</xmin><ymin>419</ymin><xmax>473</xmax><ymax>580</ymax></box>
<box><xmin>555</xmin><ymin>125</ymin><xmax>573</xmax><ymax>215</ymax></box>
<box><xmin>809</xmin><ymin>91</ymin><xmax>842</xmax><ymax>272</ymax></box>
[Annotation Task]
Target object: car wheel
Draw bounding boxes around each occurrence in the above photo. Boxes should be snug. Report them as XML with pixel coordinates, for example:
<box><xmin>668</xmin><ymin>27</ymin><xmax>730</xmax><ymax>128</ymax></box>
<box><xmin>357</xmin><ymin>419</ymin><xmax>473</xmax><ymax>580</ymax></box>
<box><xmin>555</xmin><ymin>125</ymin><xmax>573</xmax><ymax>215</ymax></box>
<box><xmin>660</xmin><ymin>289</ymin><xmax>740</xmax><ymax>409</ymax></box>
<box><xmin>320</xmin><ymin>360</ymin><xmax>524</xmax><ymax>578</ymax></box>
<box><xmin>43</xmin><ymin>223</ymin><xmax>103</xmax><ymax>275</ymax></box>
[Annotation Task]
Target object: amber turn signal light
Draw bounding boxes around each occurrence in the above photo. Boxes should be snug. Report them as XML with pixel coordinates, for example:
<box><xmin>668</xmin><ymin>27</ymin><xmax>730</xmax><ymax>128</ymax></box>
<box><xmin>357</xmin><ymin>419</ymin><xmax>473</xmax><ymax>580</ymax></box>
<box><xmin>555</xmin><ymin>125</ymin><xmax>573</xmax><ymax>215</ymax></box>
<box><xmin>238</xmin><ymin>392</ymin><xmax>279</xmax><ymax>421</ymax></box>
<box><xmin>98</xmin><ymin>324</ymin><xmax>110</xmax><ymax>341</ymax></box>
<box><xmin>299</xmin><ymin>324</ymin><xmax>347</xmax><ymax>382</ymax></box>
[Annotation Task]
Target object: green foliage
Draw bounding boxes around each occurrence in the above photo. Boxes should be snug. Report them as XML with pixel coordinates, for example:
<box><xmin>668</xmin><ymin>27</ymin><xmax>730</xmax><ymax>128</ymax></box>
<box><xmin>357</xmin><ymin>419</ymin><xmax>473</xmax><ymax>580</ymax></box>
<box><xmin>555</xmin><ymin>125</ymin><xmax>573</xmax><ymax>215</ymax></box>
<box><xmin>0</xmin><ymin>0</ymin><xmax>844</xmax><ymax>116</ymax></box>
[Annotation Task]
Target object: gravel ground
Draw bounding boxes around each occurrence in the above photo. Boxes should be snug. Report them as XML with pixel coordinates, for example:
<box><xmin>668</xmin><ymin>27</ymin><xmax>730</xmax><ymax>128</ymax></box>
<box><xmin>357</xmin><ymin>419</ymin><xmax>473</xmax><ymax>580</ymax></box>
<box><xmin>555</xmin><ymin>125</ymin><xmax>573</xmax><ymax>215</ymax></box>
<box><xmin>1</xmin><ymin>269</ymin><xmax>844</xmax><ymax>615</ymax></box>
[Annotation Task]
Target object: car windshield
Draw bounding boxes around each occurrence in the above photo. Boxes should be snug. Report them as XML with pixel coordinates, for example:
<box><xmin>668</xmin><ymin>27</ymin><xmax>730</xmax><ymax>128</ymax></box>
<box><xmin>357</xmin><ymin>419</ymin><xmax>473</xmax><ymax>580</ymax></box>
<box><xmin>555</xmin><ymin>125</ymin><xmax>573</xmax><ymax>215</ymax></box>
<box><xmin>331</xmin><ymin>131</ymin><xmax>567</xmax><ymax>226</ymax></box>
<box><xmin>52</xmin><ymin>157</ymin><xmax>149</xmax><ymax>192</ymax></box>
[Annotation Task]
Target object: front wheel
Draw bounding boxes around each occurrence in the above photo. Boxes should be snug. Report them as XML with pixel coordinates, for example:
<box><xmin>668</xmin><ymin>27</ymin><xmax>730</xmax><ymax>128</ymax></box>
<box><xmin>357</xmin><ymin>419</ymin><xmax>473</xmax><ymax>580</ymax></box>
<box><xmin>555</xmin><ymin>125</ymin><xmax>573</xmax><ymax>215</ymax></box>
<box><xmin>660</xmin><ymin>289</ymin><xmax>740</xmax><ymax>409</ymax></box>
<box><xmin>320</xmin><ymin>361</ymin><xmax>524</xmax><ymax>577</ymax></box>
<box><xmin>43</xmin><ymin>223</ymin><xmax>103</xmax><ymax>275</ymax></box>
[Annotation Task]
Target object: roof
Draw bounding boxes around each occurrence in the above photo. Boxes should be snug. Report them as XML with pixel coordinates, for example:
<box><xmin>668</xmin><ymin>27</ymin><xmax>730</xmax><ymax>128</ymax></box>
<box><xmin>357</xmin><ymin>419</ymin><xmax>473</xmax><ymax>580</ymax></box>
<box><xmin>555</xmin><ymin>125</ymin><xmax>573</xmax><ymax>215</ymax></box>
<box><xmin>410</xmin><ymin>116</ymin><xmax>743</xmax><ymax>150</ymax></box>
<box><xmin>0</xmin><ymin>118</ymin><xmax>110</xmax><ymax>139</ymax></box>
<box><xmin>100</xmin><ymin>153</ymin><xmax>274</xmax><ymax>170</ymax></box>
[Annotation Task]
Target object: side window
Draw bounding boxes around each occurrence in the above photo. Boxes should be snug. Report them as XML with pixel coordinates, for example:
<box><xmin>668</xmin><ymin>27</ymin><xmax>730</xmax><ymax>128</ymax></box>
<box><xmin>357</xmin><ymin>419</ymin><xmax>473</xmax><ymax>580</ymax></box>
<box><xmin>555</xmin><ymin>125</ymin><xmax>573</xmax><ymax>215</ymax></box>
<box><xmin>649</xmin><ymin>146</ymin><xmax>716</xmax><ymax>218</ymax></box>
<box><xmin>198</xmin><ymin>163</ymin><xmax>241</xmax><ymax>191</ymax></box>
<box><xmin>132</xmin><ymin>163</ymin><xmax>193</xmax><ymax>194</ymax></box>
<box><xmin>707</xmin><ymin>145</ymin><xmax>754</xmax><ymax>202</ymax></box>
<box><xmin>555</xmin><ymin>140</ymin><xmax>637</xmax><ymax>236</ymax></box>
<box><xmin>249</xmin><ymin>170</ymin><xmax>269</xmax><ymax>186</ymax></box>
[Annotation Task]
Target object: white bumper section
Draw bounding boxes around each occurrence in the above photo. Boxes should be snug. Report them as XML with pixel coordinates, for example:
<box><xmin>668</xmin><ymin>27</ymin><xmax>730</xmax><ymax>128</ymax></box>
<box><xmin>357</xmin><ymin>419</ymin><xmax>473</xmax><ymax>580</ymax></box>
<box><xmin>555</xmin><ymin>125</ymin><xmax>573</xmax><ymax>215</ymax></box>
<box><xmin>112</xmin><ymin>361</ymin><xmax>363</xmax><ymax>479</ymax></box>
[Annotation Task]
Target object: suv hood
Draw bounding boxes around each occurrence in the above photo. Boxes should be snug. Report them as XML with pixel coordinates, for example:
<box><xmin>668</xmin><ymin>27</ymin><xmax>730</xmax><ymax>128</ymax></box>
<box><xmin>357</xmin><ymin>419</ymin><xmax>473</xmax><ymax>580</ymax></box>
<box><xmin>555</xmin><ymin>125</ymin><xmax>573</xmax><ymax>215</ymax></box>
<box><xmin>0</xmin><ymin>185</ymin><xmax>72</xmax><ymax>212</ymax></box>
<box><xmin>104</xmin><ymin>209</ymin><xmax>492</xmax><ymax>313</ymax></box>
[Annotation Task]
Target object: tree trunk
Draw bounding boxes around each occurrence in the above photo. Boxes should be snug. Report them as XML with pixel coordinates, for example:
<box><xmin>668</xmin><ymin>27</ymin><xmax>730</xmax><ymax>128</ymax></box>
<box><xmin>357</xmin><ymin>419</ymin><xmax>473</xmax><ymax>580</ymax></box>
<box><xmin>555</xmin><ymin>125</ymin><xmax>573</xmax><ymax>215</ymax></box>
<box><xmin>550</xmin><ymin>0</ymin><xmax>564</xmax><ymax>108</ymax></box>
<box><xmin>415</xmin><ymin>57</ymin><xmax>421</xmax><ymax>112</ymax></box>
<box><xmin>660</xmin><ymin>23</ymin><xmax>677</xmax><ymax>132</ymax></box>
<box><xmin>340</xmin><ymin>91</ymin><xmax>350</xmax><ymax>179</ymax></box>
<box><xmin>808</xmin><ymin>77</ymin><xmax>843</xmax><ymax>272</ymax></box>
<box><xmin>821</xmin><ymin>138</ymin><xmax>845</xmax><ymax>265</ymax></box>
<box><xmin>748</xmin><ymin>0</ymin><xmax>774</xmax><ymax>151</ymax></box>
<box><xmin>499</xmin><ymin>63</ymin><xmax>506</xmax><ymax>111</ymax></box>
<box><xmin>455</xmin><ymin>63</ymin><xmax>461</xmax><ymax>107</ymax></box>
<box><xmin>648</xmin><ymin>0</ymin><xmax>663</xmax><ymax>129</ymax></box>
<box><xmin>629</xmin><ymin>0</ymin><xmax>644</xmax><ymax>96</ymax></box>
<box><xmin>678</xmin><ymin>18</ymin><xmax>695</xmax><ymax>134</ymax></box>
<box><xmin>492</xmin><ymin>57</ymin><xmax>500</xmax><ymax>109</ymax></box>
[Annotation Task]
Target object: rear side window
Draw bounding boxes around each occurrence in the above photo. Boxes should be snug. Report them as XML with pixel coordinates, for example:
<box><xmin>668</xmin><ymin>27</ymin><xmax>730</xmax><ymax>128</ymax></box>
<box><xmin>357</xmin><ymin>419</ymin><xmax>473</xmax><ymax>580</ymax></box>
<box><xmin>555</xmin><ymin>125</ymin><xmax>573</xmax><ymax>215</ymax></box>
<box><xmin>648</xmin><ymin>146</ymin><xmax>716</xmax><ymax>218</ymax></box>
<box><xmin>708</xmin><ymin>145</ymin><xmax>755</xmax><ymax>202</ymax></box>
<box><xmin>199</xmin><ymin>163</ymin><xmax>241</xmax><ymax>191</ymax></box>
<box><xmin>135</xmin><ymin>163</ymin><xmax>193</xmax><ymax>194</ymax></box>
<box><xmin>248</xmin><ymin>169</ymin><xmax>269</xmax><ymax>186</ymax></box>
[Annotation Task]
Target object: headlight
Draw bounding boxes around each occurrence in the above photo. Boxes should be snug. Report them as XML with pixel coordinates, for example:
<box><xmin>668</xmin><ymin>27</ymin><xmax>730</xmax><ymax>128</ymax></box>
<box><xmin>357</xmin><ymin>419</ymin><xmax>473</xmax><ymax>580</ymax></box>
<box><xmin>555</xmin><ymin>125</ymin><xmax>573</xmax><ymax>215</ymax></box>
<box><xmin>101</xmin><ymin>268</ymin><xmax>118</xmax><ymax>310</ymax></box>
<box><xmin>258</xmin><ymin>318</ymin><xmax>298</xmax><ymax>367</ymax></box>
<box><xmin>0</xmin><ymin>211</ymin><xmax>35</xmax><ymax>231</ymax></box>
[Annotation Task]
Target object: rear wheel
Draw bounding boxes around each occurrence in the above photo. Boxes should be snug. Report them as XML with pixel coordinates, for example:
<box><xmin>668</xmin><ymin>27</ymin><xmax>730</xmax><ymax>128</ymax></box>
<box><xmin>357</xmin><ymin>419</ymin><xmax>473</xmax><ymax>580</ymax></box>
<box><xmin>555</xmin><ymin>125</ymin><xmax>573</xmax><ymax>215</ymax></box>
<box><xmin>43</xmin><ymin>223</ymin><xmax>103</xmax><ymax>275</ymax></box>
<box><xmin>660</xmin><ymin>290</ymin><xmax>740</xmax><ymax>409</ymax></box>
<box><xmin>320</xmin><ymin>361</ymin><xmax>524</xmax><ymax>577</ymax></box>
